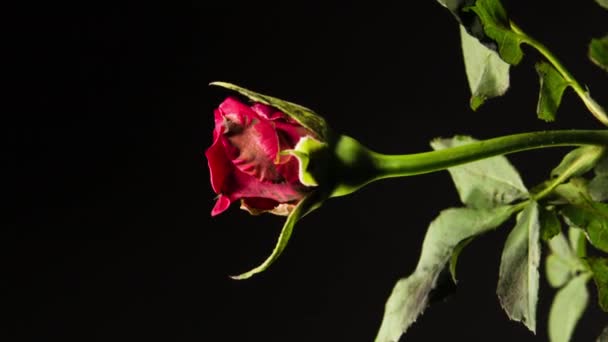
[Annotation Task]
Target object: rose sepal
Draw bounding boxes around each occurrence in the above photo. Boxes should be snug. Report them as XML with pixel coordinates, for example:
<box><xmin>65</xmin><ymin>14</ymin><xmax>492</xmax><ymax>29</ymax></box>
<box><xmin>230</xmin><ymin>191</ymin><xmax>326</xmax><ymax>280</ymax></box>
<box><xmin>210</xmin><ymin>81</ymin><xmax>331</xmax><ymax>142</ymax></box>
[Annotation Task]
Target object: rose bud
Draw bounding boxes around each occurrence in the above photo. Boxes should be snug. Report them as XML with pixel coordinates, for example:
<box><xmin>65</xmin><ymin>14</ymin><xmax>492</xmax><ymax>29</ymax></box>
<box><xmin>206</xmin><ymin>96</ymin><xmax>314</xmax><ymax>216</ymax></box>
<box><xmin>207</xmin><ymin>82</ymin><xmax>331</xmax><ymax>279</ymax></box>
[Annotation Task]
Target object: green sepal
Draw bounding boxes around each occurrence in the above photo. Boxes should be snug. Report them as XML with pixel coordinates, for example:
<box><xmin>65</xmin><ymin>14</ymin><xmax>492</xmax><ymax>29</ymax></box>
<box><xmin>210</xmin><ymin>81</ymin><xmax>331</xmax><ymax>141</ymax></box>
<box><xmin>230</xmin><ymin>193</ymin><xmax>323</xmax><ymax>280</ymax></box>
<box><xmin>286</xmin><ymin>136</ymin><xmax>329</xmax><ymax>187</ymax></box>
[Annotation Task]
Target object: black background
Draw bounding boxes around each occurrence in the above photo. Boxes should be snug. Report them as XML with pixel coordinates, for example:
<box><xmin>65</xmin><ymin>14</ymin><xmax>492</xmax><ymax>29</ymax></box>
<box><xmin>7</xmin><ymin>1</ymin><xmax>608</xmax><ymax>341</ymax></box>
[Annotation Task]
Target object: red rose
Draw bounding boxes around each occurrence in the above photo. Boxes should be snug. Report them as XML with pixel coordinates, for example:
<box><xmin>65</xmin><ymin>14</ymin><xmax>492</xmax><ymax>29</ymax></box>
<box><xmin>205</xmin><ymin>96</ymin><xmax>316</xmax><ymax>216</ymax></box>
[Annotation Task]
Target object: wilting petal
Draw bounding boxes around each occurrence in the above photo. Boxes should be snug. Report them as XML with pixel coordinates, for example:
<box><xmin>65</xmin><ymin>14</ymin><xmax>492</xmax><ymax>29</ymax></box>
<box><xmin>230</xmin><ymin>167</ymin><xmax>304</xmax><ymax>203</ymax></box>
<box><xmin>241</xmin><ymin>198</ymin><xmax>295</xmax><ymax>217</ymax></box>
<box><xmin>222</xmin><ymin>113</ymin><xmax>281</xmax><ymax>182</ymax></box>
<box><xmin>218</xmin><ymin>96</ymin><xmax>255</xmax><ymax>125</ymax></box>
<box><xmin>240</xmin><ymin>197</ymin><xmax>280</xmax><ymax>215</ymax></box>
<box><xmin>267</xmin><ymin>203</ymin><xmax>296</xmax><ymax>216</ymax></box>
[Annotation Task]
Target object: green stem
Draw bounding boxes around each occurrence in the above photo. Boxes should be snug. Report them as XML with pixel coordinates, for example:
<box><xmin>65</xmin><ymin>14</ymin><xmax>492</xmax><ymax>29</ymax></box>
<box><xmin>369</xmin><ymin>130</ymin><xmax>607</xmax><ymax>180</ymax></box>
<box><xmin>331</xmin><ymin>130</ymin><xmax>607</xmax><ymax>198</ymax></box>
<box><xmin>509</xmin><ymin>22</ymin><xmax>608</xmax><ymax>127</ymax></box>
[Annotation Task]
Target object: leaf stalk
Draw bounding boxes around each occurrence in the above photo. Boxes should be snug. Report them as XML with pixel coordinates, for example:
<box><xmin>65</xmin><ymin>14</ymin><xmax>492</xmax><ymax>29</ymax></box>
<box><xmin>510</xmin><ymin>21</ymin><xmax>608</xmax><ymax>126</ymax></box>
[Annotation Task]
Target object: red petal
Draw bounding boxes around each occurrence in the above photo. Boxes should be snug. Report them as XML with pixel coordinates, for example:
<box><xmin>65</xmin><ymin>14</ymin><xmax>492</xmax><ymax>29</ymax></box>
<box><xmin>276</xmin><ymin>155</ymin><xmax>301</xmax><ymax>184</ymax></box>
<box><xmin>251</xmin><ymin>102</ymin><xmax>281</xmax><ymax>120</ymax></box>
<box><xmin>220</xmin><ymin>106</ymin><xmax>281</xmax><ymax>182</ymax></box>
<box><xmin>212</xmin><ymin>109</ymin><xmax>223</xmax><ymax>141</ymax></box>
<box><xmin>274</xmin><ymin>121</ymin><xmax>312</xmax><ymax>149</ymax></box>
<box><xmin>205</xmin><ymin>133</ymin><xmax>233</xmax><ymax>195</ymax></box>
<box><xmin>218</xmin><ymin>96</ymin><xmax>255</xmax><ymax>126</ymax></box>
<box><xmin>211</xmin><ymin>195</ymin><xmax>231</xmax><ymax>216</ymax></box>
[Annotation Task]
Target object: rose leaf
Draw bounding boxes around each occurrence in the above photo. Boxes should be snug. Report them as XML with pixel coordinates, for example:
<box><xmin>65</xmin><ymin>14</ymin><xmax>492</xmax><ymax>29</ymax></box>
<box><xmin>497</xmin><ymin>201</ymin><xmax>541</xmax><ymax>333</ymax></box>
<box><xmin>431</xmin><ymin>135</ymin><xmax>528</xmax><ymax>209</ymax></box>
<box><xmin>375</xmin><ymin>205</ymin><xmax>514</xmax><ymax>342</ymax></box>
<box><xmin>535</xmin><ymin>62</ymin><xmax>571</xmax><ymax>122</ymax></box>
<box><xmin>587</xmin><ymin>257</ymin><xmax>608</xmax><ymax>312</ymax></box>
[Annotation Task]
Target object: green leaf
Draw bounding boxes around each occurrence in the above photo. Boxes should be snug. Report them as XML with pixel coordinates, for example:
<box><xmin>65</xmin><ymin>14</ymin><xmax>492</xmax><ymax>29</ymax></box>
<box><xmin>436</xmin><ymin>0</ymin><xmax>487</xmax><ymax>41</ymax></box>
<box><xmin>598</xmin><ymin>326</ymin><xmax>608</xmax><ymax>342</ymax></box>
<box><xmin>548</xmin><ymin>273</ymin><xmax>591</xmax><ymax>342</ymax></box>
<box><xmin>587</xmin><ymin>257</ymin><xmax>608</xmax><ymax>312</ymax></box>
<box><xmin>596</xmin><ymin>0</ymin><xmax>608</xmax><ymax>10</ymax></box>
<box><xmin>549</xmin><ymin>232</ymin><xmax>575</xmax><ymax>260</ymax></box>
<box><xmin>546</xmin><ymin>232</ymin><xmax>587</xmax><ymax>288</ymax></box>
<box><xmin>430</xmin><ymin>135</ymin><xmax>528</xmax><ymax>208</ymax></box>
<box><xmin>435</xmin><ymin>0</ymin><xmax>466</xmax><ymax>12</ymax></box>
<box><xmin>210</xmin><ymin>81</ymin><xmax>330</xmax><ymax>141</ymax></box>
<box><xmin>497</xmin><ymin>201</ymin><xmax>540</xmax><ymax>332</ymax></box>
<box><xmin>561</xmin><ymin>202</ymin><xmax>608</xmax><ymax>253</ymax></box>
<box><xmin>375</xmin><ymin>206</ymin><xmax>514</xmax><ymax>342</ymax></box>
<box><xmin>535</xmin><ymin>62</ymin><xmax>571</xmax><ymax>122</ymax></box>
<box><xmin>589</xmin><ymin>175</ymin><xmax>608</xmax><ymax>202</ymax></box>
<box><xmin>540</xmin><ymin>207</ymin><xmax>561</xmax><ymax>242</ymax></box>
<box><xmin>546</xmin><ymin>254</ymin><xmax>573</xmax><ymax>288</ymax></box>
<box><xmin>589</xmin><ymin>36</ymin><xmax>608</xmax><ymax>72</ymax></box>
<box><xmin>449</xmin><ymin>236</ymin><xmax>474</xmax><ymax>283</ymax></box>
<box><xmin>568</xmin><ymin>227</ymin><xmax>587</xmax><ymax>258</ymax></box>
<box><xmin>551</xmin><ymin>146</ymin><xmax>605</xmax><ymax>179</ymax></box>
<box><xmin>460</xmin><ymin>25</ymin><xmax>511</xmax><ymax>110</ymax></box>
<box><xmin>555</xmin><ymin>178</ymin><xmax>592</xmax><ymax>204</ymax></box>
<box><xmin>230</xmin><ymin>194</ymin><xmax>319</xmax><ymax>280</ymax></box>
<box><xmin>468</xmin><ymin>0</ymin><xmax>525</xmax><ymax>65</ymax></box>
<box><xmin>590</xmin><ymin>152</ymin><xmax>608</xmax><ymax>202</ymax></box>
<box><xmin>595</xmin><ymin>152</ymin><xmax>608</xmax><ymax>176</ymax></box>
<box><xmin>556</xmin><ymin>179</ymin><xmax>608</xmax><ymax>252</ymax></box>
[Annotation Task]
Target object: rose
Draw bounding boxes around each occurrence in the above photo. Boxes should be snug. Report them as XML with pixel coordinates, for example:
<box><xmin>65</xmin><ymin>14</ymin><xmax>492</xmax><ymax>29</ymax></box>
<box><xmin>207</xmin><ymin>83</ymin><xmax>394</xmax><ymax>279</ymax></box>
<box><xmin>205</xmin><ymin>96</ymin><xmax>317</xmax><ymax>217</ymax></box>
<box><xmin>206</xmin><ymin>82</ymin><xmax>335</xmax><ymax>279</ymax></box>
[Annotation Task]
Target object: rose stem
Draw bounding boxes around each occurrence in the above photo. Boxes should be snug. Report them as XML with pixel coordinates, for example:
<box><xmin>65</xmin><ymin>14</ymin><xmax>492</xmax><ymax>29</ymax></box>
<box><xmin>366</xmin><ymin>130</ymin><xmax>607</xmax><ymax>180</ymax></box>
